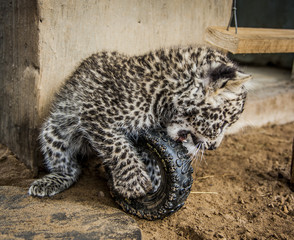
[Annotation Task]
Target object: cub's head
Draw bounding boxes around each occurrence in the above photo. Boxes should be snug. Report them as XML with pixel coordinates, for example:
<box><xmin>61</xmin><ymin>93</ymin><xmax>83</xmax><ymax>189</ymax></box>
<box><xmin>166</xmin><ymin>63</ymin><xmax>251</xmax><ymax>156</ymax></box>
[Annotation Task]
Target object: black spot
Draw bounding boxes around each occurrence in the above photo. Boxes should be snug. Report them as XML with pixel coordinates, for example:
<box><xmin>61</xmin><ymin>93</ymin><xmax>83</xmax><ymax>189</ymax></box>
<box><xmin>97</xmin><ymin>128</ymin><xmax>105</xmax><ymax>135</ymax></box>
<box><xmin>176</xmin><ymin>52</ymin><xmax>183</xmax><ymax>61</ymax></box>
<box><xmin>51</xmin><ymin>127</ymin><xmax>63</xmax><ymax>140</ymax></box>
<box><xmin>121</xmin><ymin>151</ymin><xmax>127</xmax><ymax>160</ymax></box>
<box><xmin>153</xmin><ymin>89</ymin><xmax>168</xmax><ymax>117</ymax></box>
<box><xmin>88</xmin><ymin>110</ymin><xmax>96</xmax><ymax>115</ymax></box>
<box><xmin>105</xmin><ymin>139</ymin><xmax>113</xmax><ymax>145</ymax></box>
<box><xmin>44</xmin><ymin>134</ymin><xmax>53</xmax><ymax>144</ymax></box>
<box><xmin>125</xmin><ymin>172</ymin><xmax>135</xmax><ymax>182</ymax></box>
<box><xmin>52</xmin><ymin>141</ymin><xmax>62</xmax><ymax>149</ymax></box>
<box><xmin>83</xmin><ymin>103</ymin><xmax>93</xmax><ymax>109</ymax></box>
<box><xmin>115</xmin><ymin>116</ymin><xmax>124</xmax><ymax>121</ymax></box>
<box><xmin>47</xmin><ymin>149</ymin><xmax>53</xmax><ymax>157</ymax></box>
<box><xmin>115</xmin><ymin>147</ymin><xmax>121</xmax><ymax>153</ymax></box>
<box><xmin>107</xmin><ymin>118</ymin><xmax>115</xmax><ymax>124</ymax></box>
<box><xmin>119</xmin><ymin>161</ymin><xmax>127</xmax><ymax>169</ymax></box>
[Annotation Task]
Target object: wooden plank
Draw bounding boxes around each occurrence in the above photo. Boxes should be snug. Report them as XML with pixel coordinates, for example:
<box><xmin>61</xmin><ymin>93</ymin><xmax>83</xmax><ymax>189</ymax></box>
<box><xmin>205</xmin><ymin>26</ymin><xmax>294</xmax><ymax>54</ymax></box>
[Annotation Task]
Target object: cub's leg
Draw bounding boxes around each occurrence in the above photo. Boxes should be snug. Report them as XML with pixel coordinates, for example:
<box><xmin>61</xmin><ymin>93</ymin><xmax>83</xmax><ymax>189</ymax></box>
<box><xmin>28</xmin><ymin>115</ymin><xmax>82</xmax><ymax>197</ymax></box>
<box><xmin>89</xmin><ymin>130</ymin><xmax>152</xmax><ymax>199</ymax></box>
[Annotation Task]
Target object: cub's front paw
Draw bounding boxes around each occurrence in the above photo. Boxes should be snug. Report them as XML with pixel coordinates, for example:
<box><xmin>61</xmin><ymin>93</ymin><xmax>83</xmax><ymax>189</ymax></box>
<box><xmin>113</xmin><ymin>170</ymin><xmax>153</xmax><ymax>199</ymax></box>
<box><xmin>28</xmin><ymin>178</ymin><xmax>58</xmax><ymax>197</ymax></box>
<box><xmin>28</xmin><ymin>173</ymin><xmax>74</xmax><ymax>197</ymax></box>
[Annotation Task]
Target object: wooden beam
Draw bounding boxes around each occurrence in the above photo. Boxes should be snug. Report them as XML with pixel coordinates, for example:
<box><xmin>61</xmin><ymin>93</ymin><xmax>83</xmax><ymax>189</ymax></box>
<box><xmin>205</xmin><ymin>26</ymin><xmax>294</xmax><ymax>54</ymax></box>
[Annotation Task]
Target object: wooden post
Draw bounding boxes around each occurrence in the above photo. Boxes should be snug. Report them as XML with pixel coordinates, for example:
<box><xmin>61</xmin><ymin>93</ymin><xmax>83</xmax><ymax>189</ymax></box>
<box><xmin>0</xmin><ymin>0</ymin><xmax>41</xmax><ymax>175</ymax></box>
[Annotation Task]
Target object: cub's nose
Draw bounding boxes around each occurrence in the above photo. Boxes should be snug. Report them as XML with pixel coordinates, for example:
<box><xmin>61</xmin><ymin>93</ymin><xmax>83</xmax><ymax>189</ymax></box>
<box><xmin>177</xmin><ymin>130</ymin><xmax>190</xmax><ymax>142</ymax></box>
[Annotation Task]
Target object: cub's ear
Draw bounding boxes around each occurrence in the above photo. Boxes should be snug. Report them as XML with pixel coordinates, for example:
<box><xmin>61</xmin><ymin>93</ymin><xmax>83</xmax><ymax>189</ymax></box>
<box><xmin>228</xmin><ymin>71</ymin><xmax>252</xmax><ymax>88</ymax></box>
<box><xmin>208</xmin><ymin>64</ymin><xmax>251</xmax><ymax>90</ymax></box>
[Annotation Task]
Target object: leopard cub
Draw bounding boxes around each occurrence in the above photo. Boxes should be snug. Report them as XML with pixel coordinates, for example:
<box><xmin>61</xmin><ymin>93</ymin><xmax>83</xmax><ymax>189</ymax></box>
<box><xmin>29</xmin><ymin>46</ymin><xmax>251</xmax><ymax>199</ymax></box>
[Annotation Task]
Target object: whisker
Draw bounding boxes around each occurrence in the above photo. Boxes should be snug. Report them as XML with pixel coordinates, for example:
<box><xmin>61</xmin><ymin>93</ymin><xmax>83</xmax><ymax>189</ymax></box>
<box><xmin>192</xmin><ymin>143</ymin><xmax>202</xmax><ymax>163</ymax></box>
<box><xmin>201</xmin><ymin>144</ymin><xmax>208</xmax><ymax>165</ymax></box>
<box><xmin>200</xmin><ymin>143</ymin><xmax>204</xmax><ymax>162</ymax></box>
<box><xmin>191</xmin><ymin>151</ymin><xmax>198</xmax><ymax>162</ymax></box>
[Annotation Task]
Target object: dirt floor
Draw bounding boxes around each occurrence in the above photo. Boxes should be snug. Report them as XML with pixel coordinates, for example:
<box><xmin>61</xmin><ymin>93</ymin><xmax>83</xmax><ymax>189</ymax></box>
<box><xmin>1</xmin><ymin>122</ymin><xmax>294</xmax><ymax>239</ymax></box>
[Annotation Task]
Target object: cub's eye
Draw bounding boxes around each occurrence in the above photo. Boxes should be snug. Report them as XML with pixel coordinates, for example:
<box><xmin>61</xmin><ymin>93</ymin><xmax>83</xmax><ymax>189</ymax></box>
<box><xmin>220</xmin><ymin>80</ymin><xmax>228</xmax><ymax>89</ymax></box>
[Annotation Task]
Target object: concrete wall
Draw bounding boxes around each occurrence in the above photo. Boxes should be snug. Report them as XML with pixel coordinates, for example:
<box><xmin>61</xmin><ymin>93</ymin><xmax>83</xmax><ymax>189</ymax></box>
<box><xmin>1</xmin><ymin>0</ymin><xmax>232</xmax><ymax>171</ymax></box>
<box><xmin>37</xmin><ymin>0</ymin><xmax>232</xmax><ymax>116</ymax></box>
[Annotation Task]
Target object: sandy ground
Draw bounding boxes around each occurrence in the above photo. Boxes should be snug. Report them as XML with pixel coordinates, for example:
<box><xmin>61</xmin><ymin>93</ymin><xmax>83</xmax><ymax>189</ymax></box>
<box><xmin>1</xmin><ymin>122</ymin><xmax>294</xmax><ymax>239</ymax></box>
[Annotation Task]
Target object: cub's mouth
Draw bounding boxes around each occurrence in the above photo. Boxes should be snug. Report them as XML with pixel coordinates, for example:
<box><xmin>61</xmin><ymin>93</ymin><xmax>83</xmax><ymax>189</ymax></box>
<box><xmin>176</xmin><ymin>130</ymin><xmax>217</xmax><ymax>150</ymax></box>
<box><xmin>176</xmin><ymin>130</ymin><xmax>202</xmax><ymax>145</ymax></box>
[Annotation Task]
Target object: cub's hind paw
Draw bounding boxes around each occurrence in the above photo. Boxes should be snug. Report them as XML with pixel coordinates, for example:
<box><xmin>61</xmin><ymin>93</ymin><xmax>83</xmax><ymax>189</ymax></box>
<box><xmin>113</xmin><ymin>170</ymin><xmax>153</xmax><ymax>199</ymax></box>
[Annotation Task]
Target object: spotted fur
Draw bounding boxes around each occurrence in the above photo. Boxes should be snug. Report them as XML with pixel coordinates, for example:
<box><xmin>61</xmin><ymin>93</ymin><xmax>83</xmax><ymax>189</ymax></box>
<box><xmin>28</xmin><ymin>46</ymin><xmax>251</xmax><ymax>199</ymax></box>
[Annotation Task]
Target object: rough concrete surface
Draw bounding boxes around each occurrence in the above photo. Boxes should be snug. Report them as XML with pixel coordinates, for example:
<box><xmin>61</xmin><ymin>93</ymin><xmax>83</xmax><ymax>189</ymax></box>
<box><xmin>0</xmin><ymin>147</ymin><xmax>141</xmax><ymax>239</ymax></box>
<box><xmin>0</xmin><ymin>186</ymin><xmax>141</xmax><ymax>240</ymax></box>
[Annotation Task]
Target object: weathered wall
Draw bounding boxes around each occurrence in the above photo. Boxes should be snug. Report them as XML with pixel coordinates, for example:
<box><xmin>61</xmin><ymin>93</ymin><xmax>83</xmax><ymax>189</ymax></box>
<box><xmin>0</xmin><ymin>0</ymin><xmax>232</xmax><ymax>171</ymax></box>
<box><xmin>37</xmin><ymin>0</ymin><xmax>232</xmax><ymax>117</ymax></box>
<box><xmin>0</xmin><ymin>0</ymin><xmax>40</xmax><ymax>172</ymax></box>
